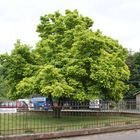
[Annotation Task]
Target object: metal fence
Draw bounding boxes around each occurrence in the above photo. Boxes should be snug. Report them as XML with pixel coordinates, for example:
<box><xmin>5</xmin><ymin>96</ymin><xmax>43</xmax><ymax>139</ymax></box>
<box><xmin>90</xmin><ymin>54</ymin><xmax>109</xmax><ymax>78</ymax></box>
<box><xmin>0</xmin><ymin>100</ymin><xmax>140</xmax><ymax>137</ymax></box>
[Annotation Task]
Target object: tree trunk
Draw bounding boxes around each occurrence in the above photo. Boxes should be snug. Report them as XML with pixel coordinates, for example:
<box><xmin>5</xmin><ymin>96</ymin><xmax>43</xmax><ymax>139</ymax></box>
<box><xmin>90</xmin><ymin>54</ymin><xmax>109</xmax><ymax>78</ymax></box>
<box><xmin>52</xmin><ymin>106</ymin><xmax>61</xmax><ymax>118</ymax></box>
<box><xmin>52</xmin><ymin>98</ymin><xmax>62</xmax><ymax>118</ymax></box>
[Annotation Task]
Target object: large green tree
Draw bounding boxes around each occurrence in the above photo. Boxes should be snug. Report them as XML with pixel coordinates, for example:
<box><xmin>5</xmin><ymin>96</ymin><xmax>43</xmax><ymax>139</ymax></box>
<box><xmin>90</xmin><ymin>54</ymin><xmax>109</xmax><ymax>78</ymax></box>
<box><xmin>0</xmin><ymin>10</ymin><xmax>130</xmax><ymax>102</ymax></box>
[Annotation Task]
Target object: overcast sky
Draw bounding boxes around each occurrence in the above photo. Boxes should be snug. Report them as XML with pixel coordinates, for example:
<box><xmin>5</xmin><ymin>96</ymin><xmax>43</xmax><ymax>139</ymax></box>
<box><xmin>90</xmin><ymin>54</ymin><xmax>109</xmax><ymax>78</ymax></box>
<box><xmin>0</xmin><ymin>0</ymin><xmax>140</xmax><ymax>54</ymax></box>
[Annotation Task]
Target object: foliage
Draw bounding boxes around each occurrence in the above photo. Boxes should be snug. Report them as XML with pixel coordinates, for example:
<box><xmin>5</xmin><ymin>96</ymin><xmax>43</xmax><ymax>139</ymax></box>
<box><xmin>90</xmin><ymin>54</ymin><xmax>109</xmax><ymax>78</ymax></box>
<box><xmin>0</xmin><ymin>66</ymin><xmax>9</xmax><ymax>99</ymax></box>
<box><xmin>0</xmin><ymin>40</ymin><xmax>36</xmax><ymax>99</ymax></box>
<box><xmin>0</xmin><ymin>10</ymin><xmax>130</xmax><ymax>101</ymax></box>
<box><xmin>125</xmin><ymin>52</ymin><xmax>140</xmax><ymax>99</ymax></box>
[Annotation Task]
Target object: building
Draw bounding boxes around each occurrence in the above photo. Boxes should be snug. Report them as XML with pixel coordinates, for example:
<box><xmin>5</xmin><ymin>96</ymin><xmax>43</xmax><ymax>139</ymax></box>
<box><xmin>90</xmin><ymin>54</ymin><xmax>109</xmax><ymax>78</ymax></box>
<box><xmin>135</xmin><ymin>91</ymin><xmax>140</xmax><ymax>110</ymax></box>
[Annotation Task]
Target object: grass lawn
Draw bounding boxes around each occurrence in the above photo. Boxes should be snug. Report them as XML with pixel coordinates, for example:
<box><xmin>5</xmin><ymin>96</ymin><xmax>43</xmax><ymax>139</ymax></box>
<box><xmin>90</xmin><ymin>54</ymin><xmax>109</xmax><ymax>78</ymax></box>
<box><xmin>0</xmin><ymin>111</ymin><xmax>140</xmax><ymax>135</ymax></box>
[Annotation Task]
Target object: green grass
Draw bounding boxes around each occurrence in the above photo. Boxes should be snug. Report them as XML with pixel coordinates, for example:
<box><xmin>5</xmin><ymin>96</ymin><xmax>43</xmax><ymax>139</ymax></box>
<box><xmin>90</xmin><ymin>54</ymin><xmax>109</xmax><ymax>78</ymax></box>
<box><xmin>0</xmin><ymin>112</ymin><xmax>140</xmax><ymax>135</ymax></box>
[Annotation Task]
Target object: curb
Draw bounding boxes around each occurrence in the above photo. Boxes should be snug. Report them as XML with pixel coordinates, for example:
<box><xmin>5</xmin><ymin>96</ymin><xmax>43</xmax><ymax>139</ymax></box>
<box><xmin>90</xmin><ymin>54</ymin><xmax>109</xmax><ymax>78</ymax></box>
<box><xmin>1</xmin><ymin>124</ymin><xmax>140</xmax><ymax>140</ymax></box>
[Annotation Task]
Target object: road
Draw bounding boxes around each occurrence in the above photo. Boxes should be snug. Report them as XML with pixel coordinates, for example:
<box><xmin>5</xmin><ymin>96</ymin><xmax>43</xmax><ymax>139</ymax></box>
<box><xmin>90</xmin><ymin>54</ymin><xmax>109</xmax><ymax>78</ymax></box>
<box><xmin>57</xmin><ymin>129</ymin><xmax>140</xmax><ymax>140</ymax></box>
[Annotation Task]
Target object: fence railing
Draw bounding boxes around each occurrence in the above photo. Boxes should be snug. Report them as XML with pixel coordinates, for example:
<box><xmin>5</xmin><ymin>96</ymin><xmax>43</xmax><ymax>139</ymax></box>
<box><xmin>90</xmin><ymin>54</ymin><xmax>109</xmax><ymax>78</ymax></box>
<box><xmin>0</xmin><ymin>100</ymin><xmax>140</xmax><ymax>137</ymax></box>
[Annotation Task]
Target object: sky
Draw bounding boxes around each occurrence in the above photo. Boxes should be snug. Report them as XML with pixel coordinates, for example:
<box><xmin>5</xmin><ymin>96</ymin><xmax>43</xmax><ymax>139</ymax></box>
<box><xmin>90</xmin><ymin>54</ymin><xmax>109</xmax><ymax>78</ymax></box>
<box><xmin>0</xmin><ymin>0</ymin><xmax>140</xmax><ymax>54</ymax></box>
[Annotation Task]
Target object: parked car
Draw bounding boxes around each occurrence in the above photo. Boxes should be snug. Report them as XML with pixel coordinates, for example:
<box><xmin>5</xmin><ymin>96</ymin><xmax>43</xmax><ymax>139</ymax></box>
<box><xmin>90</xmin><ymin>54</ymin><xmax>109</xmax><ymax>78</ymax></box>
<box><xmin>16</xmin><ymin>100</ymin><xmax>29</xmax><ymax>111</ymax></box>
<box><xmin>89</xmin><ymin>99</ymin><xmax>102</xmax><ymax>110</ymax></box>
<box><xmin>29</xmin><ymin>97</ymin><xmax>49</xmax><ymax>111</ymax></box>
<box><xmin>17</xmin><ymin>99</ymin><xmax>30</xmax><ymax>110</ymax></box>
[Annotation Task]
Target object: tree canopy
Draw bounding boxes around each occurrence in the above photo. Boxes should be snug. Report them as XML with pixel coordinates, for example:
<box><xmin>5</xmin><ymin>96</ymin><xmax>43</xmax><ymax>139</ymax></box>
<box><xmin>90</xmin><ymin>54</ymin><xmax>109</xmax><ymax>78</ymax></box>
<box><xmin>0</xmin><ymin>10</ymin><xmax>130</xmax><ymax>101</ymax></box>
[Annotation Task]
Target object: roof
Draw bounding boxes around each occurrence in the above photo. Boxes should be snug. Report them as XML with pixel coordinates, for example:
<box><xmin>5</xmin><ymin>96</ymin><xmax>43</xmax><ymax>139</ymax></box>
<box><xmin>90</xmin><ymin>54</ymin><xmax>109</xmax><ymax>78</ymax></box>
<box><xmin>134</xmin><ymin>91</ymin><xmax>140</xmax><ymax>96</ymax></box>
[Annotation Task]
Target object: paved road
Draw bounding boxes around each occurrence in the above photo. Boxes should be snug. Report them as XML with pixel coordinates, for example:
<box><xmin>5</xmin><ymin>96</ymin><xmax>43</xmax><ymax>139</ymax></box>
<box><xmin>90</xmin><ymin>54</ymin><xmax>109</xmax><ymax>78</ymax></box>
<box><xmin>56</xmin><ymin>130</ymin><xmax>140</xmax><ymax>140</ymax></box>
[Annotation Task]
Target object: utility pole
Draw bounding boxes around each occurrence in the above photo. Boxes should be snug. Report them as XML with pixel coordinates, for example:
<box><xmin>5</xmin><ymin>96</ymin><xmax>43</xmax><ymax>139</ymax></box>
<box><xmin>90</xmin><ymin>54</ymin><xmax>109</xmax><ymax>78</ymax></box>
<box><xmin>129</xmin><ymin>48</ymin><xmax>134</xmax><ymax>55</ymax></box>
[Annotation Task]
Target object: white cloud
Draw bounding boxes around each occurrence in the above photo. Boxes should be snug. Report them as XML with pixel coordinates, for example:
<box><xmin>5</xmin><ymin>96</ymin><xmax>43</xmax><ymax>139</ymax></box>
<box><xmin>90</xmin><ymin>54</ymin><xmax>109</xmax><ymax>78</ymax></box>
<box><xmin>0</xmin><ymin>0</ymin><xmax>140</xmax><ymax>54</ymax></box>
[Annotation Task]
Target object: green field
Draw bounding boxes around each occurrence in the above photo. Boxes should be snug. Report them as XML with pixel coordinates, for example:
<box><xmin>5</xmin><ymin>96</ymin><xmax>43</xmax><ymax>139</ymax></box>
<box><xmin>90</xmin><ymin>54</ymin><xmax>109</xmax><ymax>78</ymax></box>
<box><xmin>0</xmin><ymin>112</ymin><xmax>140</xmax><ymax>135</ymax></box>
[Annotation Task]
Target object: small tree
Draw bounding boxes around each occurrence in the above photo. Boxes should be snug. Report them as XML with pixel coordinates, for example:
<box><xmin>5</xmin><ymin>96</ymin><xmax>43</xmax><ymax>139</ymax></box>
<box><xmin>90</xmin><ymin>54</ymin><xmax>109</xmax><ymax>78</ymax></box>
<box><xmin>125</xmin><ymin>52</ymin><xmax>140</xmax><ymax>99</ymax></box>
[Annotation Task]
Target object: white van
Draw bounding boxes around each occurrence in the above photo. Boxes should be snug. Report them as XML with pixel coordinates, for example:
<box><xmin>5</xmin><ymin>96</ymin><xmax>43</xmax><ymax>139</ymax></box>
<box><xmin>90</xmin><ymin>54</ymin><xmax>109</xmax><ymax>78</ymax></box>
<box><xmin>89</xmin><ymin>99</ymin><xmax>101</xmax><ymax>109</ymax></box>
